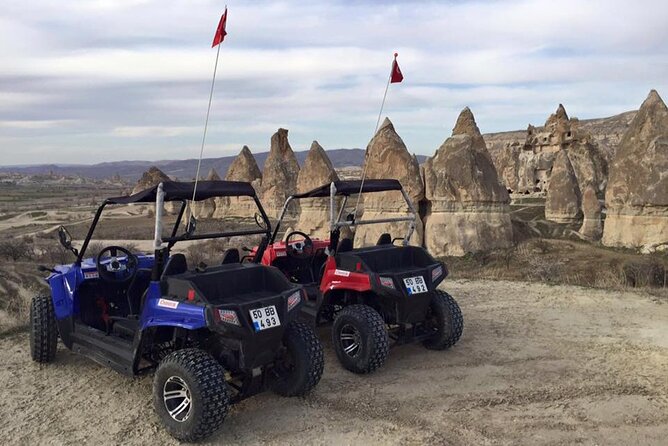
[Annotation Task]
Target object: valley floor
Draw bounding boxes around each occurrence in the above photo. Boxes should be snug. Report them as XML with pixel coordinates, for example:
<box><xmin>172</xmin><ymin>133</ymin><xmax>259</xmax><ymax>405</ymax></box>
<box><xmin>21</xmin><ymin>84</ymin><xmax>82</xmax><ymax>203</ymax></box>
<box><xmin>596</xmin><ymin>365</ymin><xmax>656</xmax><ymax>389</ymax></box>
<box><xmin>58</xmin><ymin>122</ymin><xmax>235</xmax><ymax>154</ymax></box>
<box><xmin>2</xmin><ymin>280</ymin><xmax>667</xmax><ymax>445</ymax></box>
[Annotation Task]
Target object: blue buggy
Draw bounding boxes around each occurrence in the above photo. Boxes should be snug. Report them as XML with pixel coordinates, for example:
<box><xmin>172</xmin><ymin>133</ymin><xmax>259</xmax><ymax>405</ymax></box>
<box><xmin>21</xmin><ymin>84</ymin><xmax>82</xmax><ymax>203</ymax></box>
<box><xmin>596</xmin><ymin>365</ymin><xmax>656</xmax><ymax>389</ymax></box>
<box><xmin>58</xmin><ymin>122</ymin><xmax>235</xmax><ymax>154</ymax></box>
<box><xmin>30</xmin><ymin>180</ymin><xmax>324</xmax><ymax>442</ymax></box>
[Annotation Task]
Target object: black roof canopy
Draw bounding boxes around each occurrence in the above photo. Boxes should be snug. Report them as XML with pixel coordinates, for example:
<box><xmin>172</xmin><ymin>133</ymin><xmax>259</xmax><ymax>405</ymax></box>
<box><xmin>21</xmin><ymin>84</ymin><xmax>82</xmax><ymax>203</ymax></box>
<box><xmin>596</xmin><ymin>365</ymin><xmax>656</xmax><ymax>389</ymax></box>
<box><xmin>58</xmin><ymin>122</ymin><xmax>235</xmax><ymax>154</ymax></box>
<box><xmin>107</xmin><ymin>180</ymin><xmax>257</xmax><ymax>204</ymax></box>
<box><xmin>292</xmin><ymin>179</ymin><xmax>403</xmax><ymax>199</ymax></box>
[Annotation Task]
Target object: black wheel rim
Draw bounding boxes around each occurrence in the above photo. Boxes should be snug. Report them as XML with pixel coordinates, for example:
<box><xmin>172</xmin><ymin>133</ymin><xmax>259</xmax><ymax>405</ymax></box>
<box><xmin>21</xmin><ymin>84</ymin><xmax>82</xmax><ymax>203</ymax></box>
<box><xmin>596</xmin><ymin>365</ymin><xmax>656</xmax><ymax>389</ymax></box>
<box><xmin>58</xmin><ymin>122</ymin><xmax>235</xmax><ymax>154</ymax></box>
<box><xmin>339</xmin><ymin>323</ymin><xmax>362</xmax><ymax>358</ymax></box>
<box><xmin>163</xmin><ymin>376</ymin><xmax>193</xmax><ymax>422</ymax></box>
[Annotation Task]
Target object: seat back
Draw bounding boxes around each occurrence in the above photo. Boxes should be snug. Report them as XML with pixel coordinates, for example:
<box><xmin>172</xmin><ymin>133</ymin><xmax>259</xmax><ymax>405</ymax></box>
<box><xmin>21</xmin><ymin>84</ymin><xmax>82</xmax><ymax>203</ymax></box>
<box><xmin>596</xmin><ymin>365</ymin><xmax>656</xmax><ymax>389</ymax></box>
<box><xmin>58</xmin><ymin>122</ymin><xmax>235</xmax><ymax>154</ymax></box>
<box><xmin>126</xmin><ymin>268</ymin><xmax>152</xmax><ymax>314</ymax></box>
<box><xmin>376</xmin><ymin>233</ymin><xmax>392</xmax><ymax>245</ymax></box>
<box><xmin>337</xmin><ymin>238</ymin><xmax>353</xmax><ymax>253</ymax></box>
<box><xmin>221</xmin><ymin>248</ymin><xmax>240</xmax><ymax>264</ymax></box>
<box><xmin>162</xmin><ymin>253</ymin><xmax>188</xmax><ymax>279</ymax></box>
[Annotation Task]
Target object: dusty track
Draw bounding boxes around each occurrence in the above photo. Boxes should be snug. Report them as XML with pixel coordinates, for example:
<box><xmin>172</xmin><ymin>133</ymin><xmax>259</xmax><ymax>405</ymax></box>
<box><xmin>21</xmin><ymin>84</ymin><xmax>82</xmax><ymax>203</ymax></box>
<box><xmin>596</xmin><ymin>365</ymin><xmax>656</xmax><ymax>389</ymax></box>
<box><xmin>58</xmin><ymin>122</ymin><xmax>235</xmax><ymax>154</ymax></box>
<box><xmin>2</xmin><ymin>280</ymin><xmax>667</xmax><ymax>445</ymax></box>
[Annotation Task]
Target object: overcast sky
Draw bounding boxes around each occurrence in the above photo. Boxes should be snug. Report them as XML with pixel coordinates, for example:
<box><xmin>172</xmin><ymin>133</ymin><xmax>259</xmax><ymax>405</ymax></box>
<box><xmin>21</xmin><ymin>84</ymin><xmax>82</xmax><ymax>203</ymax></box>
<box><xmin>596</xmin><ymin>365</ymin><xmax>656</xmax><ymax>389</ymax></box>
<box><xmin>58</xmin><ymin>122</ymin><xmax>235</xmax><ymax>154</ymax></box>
<box><xmin>1</xmin><ymin>0</ymin><xmax>667</xmax><ymax>165</ymax></box>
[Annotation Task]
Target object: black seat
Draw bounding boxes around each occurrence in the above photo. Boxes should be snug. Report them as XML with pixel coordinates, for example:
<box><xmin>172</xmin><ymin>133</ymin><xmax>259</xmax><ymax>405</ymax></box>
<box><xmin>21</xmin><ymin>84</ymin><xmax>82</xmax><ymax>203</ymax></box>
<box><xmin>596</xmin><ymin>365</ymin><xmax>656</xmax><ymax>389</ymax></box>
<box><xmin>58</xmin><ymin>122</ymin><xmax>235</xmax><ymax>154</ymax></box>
<box><xmin>337</xmin><ymin>238</ymin><xmax>353</xmax><ymax>253</ymax></box>
<box><xmin>162</xmin><ymin>253</ymin><xmax>188</xmax><ymax>278</ymax></box>
<box><xmin>126</xmin><ymin>268</ymin><xmax>152</xmax><ymax>315</ymax></box>
<box><xmin>221</xmin><ymin>248</ymin><xmax>240</xmax><ymax>264</ymax></box>
<box><xmin>377</xmin><ymin>233</ymin><xmax>392</xmax><ymax>245</ymax></box>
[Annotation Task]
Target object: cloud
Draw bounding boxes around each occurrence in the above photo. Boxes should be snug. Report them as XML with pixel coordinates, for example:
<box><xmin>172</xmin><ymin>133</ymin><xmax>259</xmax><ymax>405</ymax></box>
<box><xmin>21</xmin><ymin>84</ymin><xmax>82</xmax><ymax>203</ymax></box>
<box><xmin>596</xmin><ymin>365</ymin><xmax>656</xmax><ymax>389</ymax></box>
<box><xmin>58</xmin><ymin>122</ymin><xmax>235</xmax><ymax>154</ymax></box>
<box><xmin>0</xmin><ymin>0</ymin><xmax>667</xmax><ymax>165</ymax></box>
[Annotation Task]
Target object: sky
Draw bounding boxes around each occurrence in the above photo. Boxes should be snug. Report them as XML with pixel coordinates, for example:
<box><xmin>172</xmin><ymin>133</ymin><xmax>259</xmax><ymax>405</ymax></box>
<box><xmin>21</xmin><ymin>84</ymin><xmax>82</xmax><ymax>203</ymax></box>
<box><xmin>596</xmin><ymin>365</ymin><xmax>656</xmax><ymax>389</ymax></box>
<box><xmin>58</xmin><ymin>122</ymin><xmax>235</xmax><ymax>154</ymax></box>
<box><xmin>1</xmin><ymin>0</ymin><xmax>667</xmax><ymax>166</ymax></box>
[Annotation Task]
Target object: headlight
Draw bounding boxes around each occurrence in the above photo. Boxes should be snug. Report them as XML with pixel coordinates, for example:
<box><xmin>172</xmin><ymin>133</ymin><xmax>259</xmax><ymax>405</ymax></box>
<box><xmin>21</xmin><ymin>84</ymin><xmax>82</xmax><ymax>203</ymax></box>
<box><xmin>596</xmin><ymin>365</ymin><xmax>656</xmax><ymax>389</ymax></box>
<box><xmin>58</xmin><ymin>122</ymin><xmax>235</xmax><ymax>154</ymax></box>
<box><xmin>217</xmin><ymin>309</ymin><xmax>240</xmax><ymax>326</ymax></box>
<box><xmin>379</xmin><ymin>276</ymin><xmax>395</xmax><ymax>289</ymax></box>
<box><xmin>431</xmin><ymin>265</ymin><xmax>444</xmax><ymax>281</ymax></box>
<box><xmin>287</xmin><ymin>290</ymin><xmax>301</xmax><ymax>311</ymax></box>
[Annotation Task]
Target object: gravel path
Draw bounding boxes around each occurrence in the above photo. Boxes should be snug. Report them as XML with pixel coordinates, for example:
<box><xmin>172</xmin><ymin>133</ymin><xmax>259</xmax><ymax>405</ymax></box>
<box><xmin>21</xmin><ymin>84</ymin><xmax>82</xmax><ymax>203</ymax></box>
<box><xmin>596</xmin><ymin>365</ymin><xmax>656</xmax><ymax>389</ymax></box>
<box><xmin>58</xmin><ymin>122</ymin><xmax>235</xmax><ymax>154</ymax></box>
<box><xmin>2</xmin><ymin>280</ymin><xmax>667</xmax><ymax>445</ymax></box>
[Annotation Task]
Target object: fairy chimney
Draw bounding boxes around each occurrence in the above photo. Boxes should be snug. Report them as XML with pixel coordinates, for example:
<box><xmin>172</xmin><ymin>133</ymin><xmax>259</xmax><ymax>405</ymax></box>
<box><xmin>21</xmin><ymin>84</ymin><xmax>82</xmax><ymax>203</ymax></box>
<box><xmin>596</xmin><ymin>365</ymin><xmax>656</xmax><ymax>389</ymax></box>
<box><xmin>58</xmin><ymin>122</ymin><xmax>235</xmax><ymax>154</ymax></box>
<box><xmin>353</xmin><ymin>117</ymin><xmax>424</xmax><ymax>247</ymax></box>
<box><xmin>422</xmin><ymin>107</ymin><xmax>513</xmax><ymax>256</ymax></box>
<box><xmin>579</xmin><ymin>185</ymin><xmax>602</xmax><ymax>240</ymax></box>
<box><xmin>545</xmin><ymin>150</ymin><xmax>582</xmax><ymax>223</ymax></box>
<box><xmin>214</xmin><ymin>146</ymin><xmax>263</xmax><ymax>218</ymax></box>
<box><xmin>294</xmin><ymin>141</ymin><xmax>340</xmax><ymax>238</ymax></box>
<box><xmin>190</xmin><ymin>168</ymin><xmax>221</xmax><ymax>219</ymax></box>
<box><xmin>603</xmin><ymin>90</ymin><xmax>668</xmax><ymax>251</ymax></box>
<box><xmin>261</xmin><ymin>129</ymin><xmax>301</xmax><ymax>218</ymax></box>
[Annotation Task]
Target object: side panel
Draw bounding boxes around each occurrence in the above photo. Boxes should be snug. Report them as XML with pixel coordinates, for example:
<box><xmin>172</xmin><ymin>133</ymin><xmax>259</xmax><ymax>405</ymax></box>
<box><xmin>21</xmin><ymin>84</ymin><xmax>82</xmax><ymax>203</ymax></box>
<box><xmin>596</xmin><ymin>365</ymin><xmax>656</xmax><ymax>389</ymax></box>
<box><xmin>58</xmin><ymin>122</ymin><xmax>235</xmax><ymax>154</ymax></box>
<box><xmin>140</xmin><ymin>281</ymin><xmax>207</xmax><ymax>330</ymax></box>
<box><xmin>319</xmin><ymin>256</ymin><xmax>371</xmax><ymax>294</ymax></box>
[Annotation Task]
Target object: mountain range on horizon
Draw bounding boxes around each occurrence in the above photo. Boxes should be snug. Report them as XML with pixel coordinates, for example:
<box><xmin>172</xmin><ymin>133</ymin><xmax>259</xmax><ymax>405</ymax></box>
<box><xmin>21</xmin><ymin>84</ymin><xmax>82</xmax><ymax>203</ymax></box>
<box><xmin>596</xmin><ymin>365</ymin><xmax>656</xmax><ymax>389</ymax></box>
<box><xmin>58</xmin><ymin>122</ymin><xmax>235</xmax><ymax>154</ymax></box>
<box><xmin>0</xmin><ymin>108</ymin><xmax>637</xmax><ymax>182</ymax></box>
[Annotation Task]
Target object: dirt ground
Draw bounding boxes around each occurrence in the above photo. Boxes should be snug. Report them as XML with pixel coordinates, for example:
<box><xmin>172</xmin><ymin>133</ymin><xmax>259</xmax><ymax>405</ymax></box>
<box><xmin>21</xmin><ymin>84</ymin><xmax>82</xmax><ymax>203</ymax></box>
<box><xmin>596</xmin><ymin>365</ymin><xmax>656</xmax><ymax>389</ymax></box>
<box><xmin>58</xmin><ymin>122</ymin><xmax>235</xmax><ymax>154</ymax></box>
<box><xmin>2</xmin><ymin>279</ymin><xmax>667</xmax><ymax>445</ymax></box>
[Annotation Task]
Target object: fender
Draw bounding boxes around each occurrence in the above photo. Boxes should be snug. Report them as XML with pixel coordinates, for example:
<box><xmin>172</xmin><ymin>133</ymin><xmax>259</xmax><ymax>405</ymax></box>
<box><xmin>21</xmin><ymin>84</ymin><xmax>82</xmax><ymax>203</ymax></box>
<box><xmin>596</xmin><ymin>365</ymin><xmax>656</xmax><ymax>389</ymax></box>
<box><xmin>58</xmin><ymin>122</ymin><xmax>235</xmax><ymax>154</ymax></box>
<box><xmin>140</xmin><ymin>282</ymin><xmax>207</xmax><ymax>331</ymax></box>
<box><xmin>319</xmin><ymin>256</ymin><xmax>371</xmax><ymax>295</ymax></box>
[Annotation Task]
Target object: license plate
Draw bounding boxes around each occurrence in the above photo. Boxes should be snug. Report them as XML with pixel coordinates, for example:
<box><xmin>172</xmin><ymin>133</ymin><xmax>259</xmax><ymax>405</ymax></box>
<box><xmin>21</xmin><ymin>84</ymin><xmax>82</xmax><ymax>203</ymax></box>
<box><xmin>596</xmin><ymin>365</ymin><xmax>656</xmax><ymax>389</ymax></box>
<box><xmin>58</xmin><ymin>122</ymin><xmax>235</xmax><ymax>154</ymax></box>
<box><xmin>403</xmin><ymin>276</ymin><xmax>428</xmax><ymax>295</ymax></box>
<box><xmin>249</xmin><ymin>305</ymin><xmax>281</xmax><ymax>331</ymax></box>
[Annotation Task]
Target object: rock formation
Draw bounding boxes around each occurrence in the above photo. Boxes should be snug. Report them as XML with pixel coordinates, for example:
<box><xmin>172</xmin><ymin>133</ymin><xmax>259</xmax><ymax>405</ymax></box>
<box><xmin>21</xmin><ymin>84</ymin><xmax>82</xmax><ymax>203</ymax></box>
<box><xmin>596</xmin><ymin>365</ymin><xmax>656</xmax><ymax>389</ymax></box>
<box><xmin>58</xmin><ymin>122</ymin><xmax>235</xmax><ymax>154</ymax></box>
<box><xmin>131</xmin><ymin>166</ymin><xmax>181</xmax><ymax>214</ymax></box>
<box><xmin>545</xmin><ymin>150</ymin><xmax>582</xmax><ymax>223</ymax></box>
<box><xmin>579</xmin><ymin>185</ymin><xmax>602</xmax><ymax>240</ymax></box>
<box><xmin>190</xmin><ymin>168</ymin><xmax>221</xmax><ymax>219</ymax></box>
<box><xmin>491</xmin><ymin>104</ymin><xmax>608</xmax><ymax>197</ymax></box>
<box><xmin>214</xmin><ymin>146</ymin><xmax>263</xmax><ymax>218</ymax></box>
<box><xmin>131</xmin><ymin>166</ymin><xmax>171</xmax><ymax>195</ymax></box>
<box><xmin>353</xmin><ymin>118</ymin><xmax>424</xmax><ymax>247</ymax></box>
<box><xmin>261</xmin><ymin>129</ymin><xmax>300</xmax><ymax>218</ymax></box>
<box><xmin>294</xmin><ymin>141</ymin><xmax>339</xmax><ymax>238</ymax></box>
<box><xmin>603</xmin><ymin>90</ymin><xmax>668</xmax><ymax>251</ymax></box>
<box><xmin>423</xmin><ymin>108</ymin><xmax>513</xmax><ymax>256</ymax></box>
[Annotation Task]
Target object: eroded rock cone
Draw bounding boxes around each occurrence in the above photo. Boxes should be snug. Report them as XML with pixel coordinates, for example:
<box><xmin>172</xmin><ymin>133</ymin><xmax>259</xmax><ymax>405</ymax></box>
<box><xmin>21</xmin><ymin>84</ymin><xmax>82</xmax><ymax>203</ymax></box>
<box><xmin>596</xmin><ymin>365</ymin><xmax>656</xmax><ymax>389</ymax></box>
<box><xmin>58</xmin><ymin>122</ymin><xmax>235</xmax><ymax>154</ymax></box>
<box><xmin>261</xmin><ymin>129</ymin><xmax>300</xmax><ymax>218</ymax></box>
<box><xmin>132</xmin><ymin>166</ymin><xmax>170</xmax><ymax>195</ymax></box>
<box><xmin>579</xmin><ymin>185</ymin><xmax>602</xmax><ymax>240</ymax></box>
<box><xmin>214</xmin><ymin>146</ymin><xmax>263</xmax><ymax>218</ymax></box>
<box><xmin>354</xmin><ymin>117</ymin><xmax>424</xmax><ymax>247</ymax></box>
<box><xmin>191</xmin><ymin>168</ymin><xmax>221</xmax><ymax>219</ymax></box>
<box><xmin>423</xmin><ymin>107</ymin><xmax>513</xmax><ymax>256</ymax></box>
<box><xmin>545</xmin><ymin>150</ymin><xmax>582</xmax><ymax>223</ymax></box>
<box><xmin>295</xmin><ymin>141</ymin><xmax>339</xmax><ymax>238</ymax></box>
<box><xmin>603</xmin><ymin>90</ymin><xmax>668</xmax><ymax>251</ymax></box>
<box><xmin>131</xmin><ymin>166</ymin><xmax>178</xmax><ymax>214</ymax></box>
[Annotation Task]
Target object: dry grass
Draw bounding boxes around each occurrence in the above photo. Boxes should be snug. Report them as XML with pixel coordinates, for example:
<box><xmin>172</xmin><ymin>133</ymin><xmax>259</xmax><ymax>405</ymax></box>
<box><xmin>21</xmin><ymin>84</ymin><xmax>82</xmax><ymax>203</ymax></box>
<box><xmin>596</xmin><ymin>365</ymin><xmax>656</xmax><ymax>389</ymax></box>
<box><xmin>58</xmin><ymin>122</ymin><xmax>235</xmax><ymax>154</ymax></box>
<box><xmin>443</xmin><ymin>238</ymin><xmax>668</xmax><ymax>295</ymax></box>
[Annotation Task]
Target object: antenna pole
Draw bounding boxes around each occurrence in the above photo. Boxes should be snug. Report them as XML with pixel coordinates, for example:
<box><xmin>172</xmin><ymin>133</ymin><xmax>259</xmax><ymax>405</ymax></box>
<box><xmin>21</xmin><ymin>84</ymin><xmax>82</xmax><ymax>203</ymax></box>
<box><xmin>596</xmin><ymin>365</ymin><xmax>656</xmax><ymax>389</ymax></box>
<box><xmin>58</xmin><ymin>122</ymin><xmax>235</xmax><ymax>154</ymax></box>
<box><xmin>190</xmin><ymin>40</ymin><xmax>222</xmax><ymax>218</ymax></box>
<box><xmin>352</xmin><ymin>58</ymin><xmax>393</xmax><ymax>220</ymax></box>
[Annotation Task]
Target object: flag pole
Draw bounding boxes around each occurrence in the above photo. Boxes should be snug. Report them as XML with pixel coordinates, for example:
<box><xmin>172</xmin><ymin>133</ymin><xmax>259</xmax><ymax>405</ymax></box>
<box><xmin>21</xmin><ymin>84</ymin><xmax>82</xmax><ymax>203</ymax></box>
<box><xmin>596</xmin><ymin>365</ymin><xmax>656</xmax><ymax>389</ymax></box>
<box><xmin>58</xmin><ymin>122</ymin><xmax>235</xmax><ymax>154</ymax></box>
<box><xmin>188</xmin><ymin>7</ymin><xmax>227</xmax><ymax>228</ymax></box>
<box><xmin>191</xmin><ymin>41</ymin><xmax>222</xmax><ymax>206</ymax></box>
<box><xmin>352</xmin><ymin>54</ymin><xmax>396</xmax><ymax>221</ymax></box>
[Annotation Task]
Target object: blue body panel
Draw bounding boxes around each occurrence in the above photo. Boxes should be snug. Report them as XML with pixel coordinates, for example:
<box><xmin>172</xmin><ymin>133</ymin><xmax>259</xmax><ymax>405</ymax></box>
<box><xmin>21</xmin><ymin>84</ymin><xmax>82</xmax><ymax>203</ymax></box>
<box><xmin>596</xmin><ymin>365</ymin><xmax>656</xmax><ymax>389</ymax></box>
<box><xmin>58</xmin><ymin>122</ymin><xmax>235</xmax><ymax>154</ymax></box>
<box><xmin>140</xmin><ymin>281</ymin><xmax>207</xmax><ymax>330</ymax></box>
<box><xmin>46</xmin><ymin>254</ymin><xmax>157</xmax><ymax>321</ymax></box>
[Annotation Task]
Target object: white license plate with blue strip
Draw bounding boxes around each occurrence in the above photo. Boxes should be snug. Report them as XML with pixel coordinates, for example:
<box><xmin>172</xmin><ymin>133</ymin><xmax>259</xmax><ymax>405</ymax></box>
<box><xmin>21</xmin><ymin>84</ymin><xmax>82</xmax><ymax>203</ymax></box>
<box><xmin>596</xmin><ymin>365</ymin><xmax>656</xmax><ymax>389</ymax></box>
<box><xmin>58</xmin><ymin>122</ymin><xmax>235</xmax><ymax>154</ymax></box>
<box><xmin>403</xmin><ymin>276</ymin><xmax>427</xmax><ymax>294</ymax></box>
<box><xmin>249</xmin><ymin>305</ymin><xmax>281</xmax><ymax>331</ymax></box>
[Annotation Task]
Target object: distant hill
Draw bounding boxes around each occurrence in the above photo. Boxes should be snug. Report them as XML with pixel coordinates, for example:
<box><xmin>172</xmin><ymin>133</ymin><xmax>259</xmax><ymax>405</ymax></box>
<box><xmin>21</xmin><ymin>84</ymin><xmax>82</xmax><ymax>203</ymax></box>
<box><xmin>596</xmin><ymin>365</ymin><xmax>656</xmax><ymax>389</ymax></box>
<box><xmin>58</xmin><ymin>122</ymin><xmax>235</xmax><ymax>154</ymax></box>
<box><xmin>0</xmin><ymin>148</ymin><xmax>428</xmax><ymax>182</ymax></box>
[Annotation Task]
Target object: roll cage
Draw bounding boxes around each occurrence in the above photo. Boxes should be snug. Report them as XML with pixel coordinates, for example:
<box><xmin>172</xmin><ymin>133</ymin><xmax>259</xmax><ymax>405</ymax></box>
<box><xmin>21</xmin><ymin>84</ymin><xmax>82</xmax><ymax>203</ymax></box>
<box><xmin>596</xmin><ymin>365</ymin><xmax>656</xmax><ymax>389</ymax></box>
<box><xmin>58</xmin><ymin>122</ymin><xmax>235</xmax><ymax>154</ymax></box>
<box><xmin>270</xmin><ymin>179</ymin><xmax>418</xmax><ymax>252</ymax></box>
<box><xmin>76</xmin><ymin>180</ymin><xmax>272</xmax><ymax>267</ymax></box>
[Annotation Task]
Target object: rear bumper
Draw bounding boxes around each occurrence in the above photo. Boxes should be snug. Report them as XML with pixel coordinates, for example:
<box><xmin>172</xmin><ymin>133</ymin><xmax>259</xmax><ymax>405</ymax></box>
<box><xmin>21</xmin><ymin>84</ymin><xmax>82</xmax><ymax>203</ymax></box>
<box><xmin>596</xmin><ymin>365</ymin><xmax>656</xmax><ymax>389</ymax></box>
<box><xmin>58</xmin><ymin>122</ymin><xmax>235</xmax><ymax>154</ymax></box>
<box><xmin>205</xmin><ymin>290</ymin><xmax>303</xmax><ymax>370</ymax></box>
<box><xmin>371</xmin><ymin>264</ymin><xmax>446</xmax><ymax>324</ymax></box>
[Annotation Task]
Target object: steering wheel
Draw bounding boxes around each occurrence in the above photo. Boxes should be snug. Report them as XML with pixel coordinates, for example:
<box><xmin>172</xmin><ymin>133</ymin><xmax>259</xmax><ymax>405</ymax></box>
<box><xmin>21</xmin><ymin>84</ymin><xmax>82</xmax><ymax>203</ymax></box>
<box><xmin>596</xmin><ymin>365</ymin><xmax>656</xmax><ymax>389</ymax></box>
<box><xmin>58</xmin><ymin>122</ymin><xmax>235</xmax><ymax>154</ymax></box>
<box><xmin>285</xmin><ymin>231</ymin><xmax>314</xmax><ymax>260</ymax></box>
<box><xmin>96</xmin><ymin>246</ymin><xmax>139</xmax><ymax>284</ymax></box>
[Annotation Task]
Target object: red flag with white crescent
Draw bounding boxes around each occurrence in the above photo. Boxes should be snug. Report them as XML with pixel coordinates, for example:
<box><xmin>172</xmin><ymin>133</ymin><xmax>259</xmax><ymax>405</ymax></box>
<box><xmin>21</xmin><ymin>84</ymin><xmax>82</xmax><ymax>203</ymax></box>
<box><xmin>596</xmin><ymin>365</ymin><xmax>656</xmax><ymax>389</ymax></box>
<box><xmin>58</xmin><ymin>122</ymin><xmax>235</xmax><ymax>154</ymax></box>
<box><xmin>390</xmin><ymin>53</ymin><xmax>403</xmax><ymax>83</ymax></box>
<box><xmin>212</xmin><ymin>8</ymin><xmax>228</xmax><ymax>48</ymax></box>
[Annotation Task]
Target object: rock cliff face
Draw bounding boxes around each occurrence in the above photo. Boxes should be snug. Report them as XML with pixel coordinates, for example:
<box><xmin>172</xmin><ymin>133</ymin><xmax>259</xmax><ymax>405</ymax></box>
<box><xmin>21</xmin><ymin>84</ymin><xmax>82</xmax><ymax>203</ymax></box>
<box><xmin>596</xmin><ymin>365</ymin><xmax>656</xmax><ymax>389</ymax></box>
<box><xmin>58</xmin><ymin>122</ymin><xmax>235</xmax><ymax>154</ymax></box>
<box><xmin>423</xmin><ymin>108</ymin><xmax>513</xmax><ymax>256</ymax></box>
<box><xmin>545</xmin><ymin>150</ymin><xmax>582</xmax><ymax>223</ymax></box>
<box><xmin>261</xmin><ymin>129</ymin><xmax>300</xmax><ymax>218</ymax></box>
<box><xmin>214</xmin><ymin>146</ymin><xmax>263</xmax><ymax>218</ymax></box>
<box><xmin>294</xmin><ymin>141</ymin><xmax>339</xmax><ymax>238</ymax></box>
<box><xmin>353</xmin><ymin>118</ymin><xmax>424</xmax><ymax>247</ymax></box>
<box><xmin>190</xmin><ymin>168</ymin><xmax>220</xmax><ymax>219</ymax></box>
<box><xmin>579</xmin><ymin>185</ymin><xmax>602</xmax><ymax>240</ymax></box>
<box><xmin>603</xmin><ymin>90</ymin><xmax>668</xmax><ymax>251</ymax></box>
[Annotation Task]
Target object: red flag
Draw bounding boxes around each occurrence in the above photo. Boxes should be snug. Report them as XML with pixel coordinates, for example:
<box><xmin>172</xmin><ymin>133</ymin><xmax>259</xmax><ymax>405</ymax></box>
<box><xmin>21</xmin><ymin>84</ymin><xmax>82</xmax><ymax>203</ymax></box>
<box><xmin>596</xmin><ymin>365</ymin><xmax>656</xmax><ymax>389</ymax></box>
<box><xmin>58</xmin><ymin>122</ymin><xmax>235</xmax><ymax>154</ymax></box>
<box><xmin>390</xmin><ymin>53</ymin><xmax>403</xmax><ymax>83</ymax></box>
<box><xmin>211</xmin><ymin>8</ymin><xmax>228</xmax><ymax>48</ymax></box>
